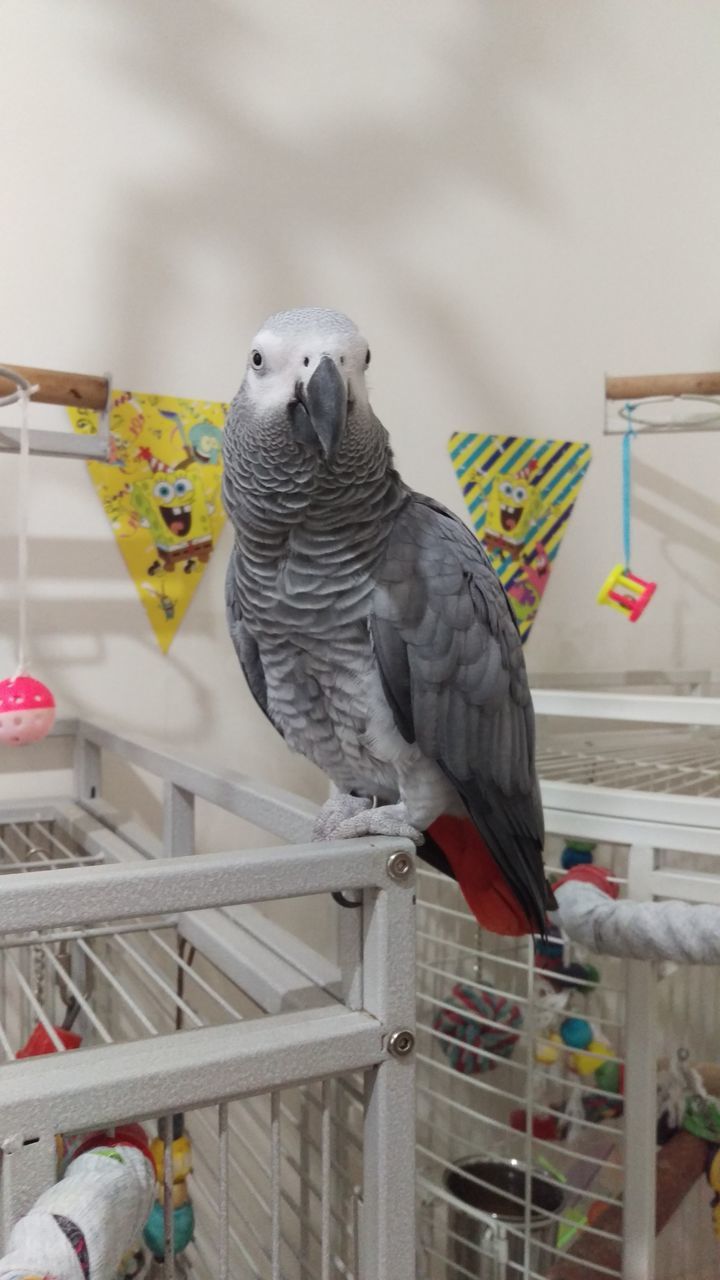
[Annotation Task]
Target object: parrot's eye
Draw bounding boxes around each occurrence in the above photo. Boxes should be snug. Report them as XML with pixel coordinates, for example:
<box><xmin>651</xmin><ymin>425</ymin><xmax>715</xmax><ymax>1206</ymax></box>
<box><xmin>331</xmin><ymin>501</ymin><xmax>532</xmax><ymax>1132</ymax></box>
<box><xmin>251</xmin><ymin>350</ymin><xmax>264</xmax><ymax>370</ymax></box>
<box><xmin>365</xmin><ymin>349</ymin><xmax>371</xmax><ymax>366</ymax></box>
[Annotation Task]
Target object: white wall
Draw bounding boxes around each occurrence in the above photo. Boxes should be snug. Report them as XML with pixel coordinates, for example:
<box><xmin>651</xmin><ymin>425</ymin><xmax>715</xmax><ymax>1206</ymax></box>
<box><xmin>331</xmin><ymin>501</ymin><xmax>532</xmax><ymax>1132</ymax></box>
<box><xmin>1</xmin><ymin>1</ymin><xmax>719</xmax><ymax>832</ymax></box>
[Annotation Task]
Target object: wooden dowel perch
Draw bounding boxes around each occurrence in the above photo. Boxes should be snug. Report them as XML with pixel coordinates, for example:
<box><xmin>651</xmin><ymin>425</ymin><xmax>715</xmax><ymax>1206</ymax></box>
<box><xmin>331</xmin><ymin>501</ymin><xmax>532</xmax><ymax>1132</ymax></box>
<box><xmin>0</xmin><ymin>364</ymin><xmax>109</xmax><ymax>411</ymax></box>
<box><xmin>606</xmin><ymin>371</ymin><xmax>720</xmax><ymax>401</ymax></box>
<box><xmin>549</xmin><ymin>1129</ymin><xmax>708</xmax><ymax>1280</ymax></box>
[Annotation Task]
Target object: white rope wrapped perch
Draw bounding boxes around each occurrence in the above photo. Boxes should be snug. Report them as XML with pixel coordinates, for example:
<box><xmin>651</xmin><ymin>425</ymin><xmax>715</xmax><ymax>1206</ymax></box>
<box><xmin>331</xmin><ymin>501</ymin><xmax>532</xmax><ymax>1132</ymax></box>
<box><xmin>0</xmin><ymin>1127</ymin><xmax>154</xmax><ymax>1280</ymax></box>
<box><xmin>549</xmin><ymin>866</ymin><xmax>720</xmax><ymax>963</ymax></box>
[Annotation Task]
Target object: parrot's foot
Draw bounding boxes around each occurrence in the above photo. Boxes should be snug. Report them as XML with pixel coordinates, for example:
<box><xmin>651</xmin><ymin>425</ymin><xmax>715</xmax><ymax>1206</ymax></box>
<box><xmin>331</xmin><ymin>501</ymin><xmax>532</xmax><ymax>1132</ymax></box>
<box><xmin>313</xmin><ymin>794</ymin><xmax>371</xmax><ymax>841</ymax></box>
<box><xmin>336</xmin><ymin>801</ymin><xmax>424</xmax><ymax>843</ymax></box>
<box><xmin>313</xmin><ymin>795</ymin><xmax>423</xmax><ymax>845</ymax></box>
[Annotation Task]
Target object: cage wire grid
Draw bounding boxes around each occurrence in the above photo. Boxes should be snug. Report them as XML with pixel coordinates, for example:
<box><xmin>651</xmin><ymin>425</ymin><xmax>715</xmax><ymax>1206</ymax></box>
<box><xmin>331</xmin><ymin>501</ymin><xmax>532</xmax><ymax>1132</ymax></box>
<box><xmin>413</xmin><ymin>685</ymin><xmax>720</xmax><ymax>1277</ymax></box>
<box><xmin>5</xmin><ymin>826</ymin><xmax>712</xmax><ymax>1280</ymax></box>
<box><xmin>0</xmin><ymin>817</ymin><xmax>388</xmax><ymax>1280</ymax></box>
<box><xmin>415</xmin><ymin>849</ymin><xmax>628</xmax><ymax>1280</ymax></box>
<box><xmin>415</xmin><ymin>833</ymin><xmax>720</xmax><ymax>1280</ymax></box>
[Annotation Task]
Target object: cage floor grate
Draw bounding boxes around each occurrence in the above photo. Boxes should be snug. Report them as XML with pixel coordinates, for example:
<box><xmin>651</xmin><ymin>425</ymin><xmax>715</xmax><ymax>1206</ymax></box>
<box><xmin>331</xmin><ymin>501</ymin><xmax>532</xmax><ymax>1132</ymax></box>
<box><xmin>536</xmin><ymin>727</ymin><xmax>720</xmax><ymax>797</ymax></box>
<box><xmin>0</xmin><ymin>818</ymin><xmax>103</xmax><ymax>872</ymax></box>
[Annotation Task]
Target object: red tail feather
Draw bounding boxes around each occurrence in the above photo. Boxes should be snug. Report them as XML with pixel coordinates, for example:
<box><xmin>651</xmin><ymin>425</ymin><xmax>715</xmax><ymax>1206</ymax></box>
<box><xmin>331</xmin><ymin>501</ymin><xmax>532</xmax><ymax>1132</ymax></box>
<box><xmin>428</xmin><ymin>815</ymin><xmax>534</xmax><ymax>937</ymax></box>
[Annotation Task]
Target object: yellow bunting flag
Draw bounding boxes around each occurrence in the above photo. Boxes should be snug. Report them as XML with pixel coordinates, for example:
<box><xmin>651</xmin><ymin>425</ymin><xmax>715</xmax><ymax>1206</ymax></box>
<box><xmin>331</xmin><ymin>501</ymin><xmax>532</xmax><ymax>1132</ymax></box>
<box><xmin>70</xmin><ymin>392</ymin><xmax>228</xmax><ymax>653</ymax></box>
<box><xmin>448</xmin><ymin>433</ymin><xmax>592</xmax><ymax>641</ymax></box>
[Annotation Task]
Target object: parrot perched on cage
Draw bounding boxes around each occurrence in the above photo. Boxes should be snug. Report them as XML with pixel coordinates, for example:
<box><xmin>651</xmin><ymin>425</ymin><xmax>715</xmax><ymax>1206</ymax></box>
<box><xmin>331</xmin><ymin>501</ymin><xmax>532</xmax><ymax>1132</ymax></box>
<box><xmin>222</xmin><ymin>308</ymin><xmax>554</xmax><ymax>936</ymax></box>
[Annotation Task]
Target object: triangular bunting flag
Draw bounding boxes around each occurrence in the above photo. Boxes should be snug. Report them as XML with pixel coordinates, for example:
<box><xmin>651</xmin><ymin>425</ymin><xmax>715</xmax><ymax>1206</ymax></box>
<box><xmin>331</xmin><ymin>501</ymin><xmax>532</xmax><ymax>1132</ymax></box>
<box><xmin>449</xmin><ymin>433</ymin><xmax>592</xmax><ymax>641</ymax></box>
<box><xmin>69</xmin><ymin>392</ymin><xmax>228</xmax><ymax>653</ymax></box>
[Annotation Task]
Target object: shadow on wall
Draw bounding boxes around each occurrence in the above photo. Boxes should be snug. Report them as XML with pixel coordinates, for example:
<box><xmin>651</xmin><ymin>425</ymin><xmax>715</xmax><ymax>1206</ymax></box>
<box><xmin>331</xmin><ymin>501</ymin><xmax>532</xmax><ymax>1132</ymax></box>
<box><xmin>0</xmin><ymin>524</ymin><xmax>236</xmax><ymax>740</ymax></box>
<box><xmin>0</xmin><ymin>587</ymin><xmax>214</xmax><ymax>731</ymax></box>
<box><xmin>5</xmin><ymin>2</ymin><xmax>602</xmax><ymax>705</ymax></box>
<box><xmin>633</xmin><ymin>458</ymin><xmax>720</xmax><ymax>606</ymax></box>
<box><xmin>97</xmin><ymin>0</ymin><xmax>608</xmax><ymax>421</ymax></box>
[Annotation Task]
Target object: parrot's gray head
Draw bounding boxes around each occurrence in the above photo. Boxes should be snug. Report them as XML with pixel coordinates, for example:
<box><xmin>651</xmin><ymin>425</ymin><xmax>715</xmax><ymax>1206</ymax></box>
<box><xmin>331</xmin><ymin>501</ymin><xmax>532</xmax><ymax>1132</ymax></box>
<box><xmin>225</xmin><ymin>307</ymin><xmax>374</xmax><ymax>468</ymax></box>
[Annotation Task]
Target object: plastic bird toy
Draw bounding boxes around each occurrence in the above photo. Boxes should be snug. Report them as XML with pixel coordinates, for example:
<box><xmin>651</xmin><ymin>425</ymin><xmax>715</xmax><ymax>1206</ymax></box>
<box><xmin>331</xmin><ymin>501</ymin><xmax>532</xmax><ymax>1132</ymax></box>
<box><xmin>597</xmin><ymin>564</ymin><xmax>657</xmax><ymax>622</ymax></box>
<box><xmin>0</xmin><ymin>675</ymin><xmax>56</xmax><ymax>746</ymax></box>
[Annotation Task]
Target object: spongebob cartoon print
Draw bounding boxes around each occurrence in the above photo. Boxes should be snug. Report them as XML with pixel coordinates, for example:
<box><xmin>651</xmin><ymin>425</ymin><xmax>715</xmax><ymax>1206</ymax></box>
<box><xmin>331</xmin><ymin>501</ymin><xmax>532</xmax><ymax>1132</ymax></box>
<box><xmin>131</xmin><ymin>452</ymin><xmax>213</xmax><ymax>575</ymax></box>
<box><xmin>69</xmin><ymin>391</ymin><xmax>227</xmax><ymax>653</ymax></box>
<box><xmin>449</xmin><ymin>434</ymin><xmax>592</xmax><ymax>641</ymax></box>
<box><xmin>483</xmin><ymin>461</ymin><xmax>540</xmax><ymax>559</ymax></box>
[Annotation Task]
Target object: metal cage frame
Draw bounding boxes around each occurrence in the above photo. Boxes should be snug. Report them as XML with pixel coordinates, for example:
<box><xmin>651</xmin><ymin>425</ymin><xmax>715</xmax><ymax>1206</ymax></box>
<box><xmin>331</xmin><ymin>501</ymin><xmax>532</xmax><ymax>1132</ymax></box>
<box><xmin>2</xmin><ymin>691</ymin><xmax>720</xmax><ymax>1279</ymax></box>
<box><xmin>0</xmin><ymin>720</ymin><xmax>417</xmax><ymax>1280</ymax></box>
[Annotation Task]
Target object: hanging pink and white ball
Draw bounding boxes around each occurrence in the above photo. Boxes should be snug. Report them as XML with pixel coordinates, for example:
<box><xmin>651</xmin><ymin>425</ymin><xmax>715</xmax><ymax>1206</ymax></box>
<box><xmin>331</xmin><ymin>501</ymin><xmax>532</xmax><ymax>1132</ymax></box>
<box><xmin>0</xmin><ymin>675</ymin><xmax>56</xmax><ymax>746</ymax></box>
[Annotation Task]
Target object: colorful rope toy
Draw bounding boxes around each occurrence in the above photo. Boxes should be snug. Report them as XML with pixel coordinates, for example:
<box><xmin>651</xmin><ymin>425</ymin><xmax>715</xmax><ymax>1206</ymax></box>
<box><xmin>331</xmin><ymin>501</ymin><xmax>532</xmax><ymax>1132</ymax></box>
<box><xmin>597</xmin><ymin>413</ymin><xmax>656</xmax><ymax>622</ymax></box>
<box><xmin>433</xmin><ymin>983</ymin><xmax>522</xmax><ymax>1075</ymax></box>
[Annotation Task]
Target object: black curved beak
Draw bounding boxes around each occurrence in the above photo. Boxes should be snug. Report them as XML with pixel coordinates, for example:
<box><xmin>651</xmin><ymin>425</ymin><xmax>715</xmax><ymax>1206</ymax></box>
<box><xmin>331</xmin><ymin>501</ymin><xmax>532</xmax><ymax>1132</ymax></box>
<box><xmin>291</xmin><ymin>355</ymin><xmax>347</xmax><ymax>459</ymax></box>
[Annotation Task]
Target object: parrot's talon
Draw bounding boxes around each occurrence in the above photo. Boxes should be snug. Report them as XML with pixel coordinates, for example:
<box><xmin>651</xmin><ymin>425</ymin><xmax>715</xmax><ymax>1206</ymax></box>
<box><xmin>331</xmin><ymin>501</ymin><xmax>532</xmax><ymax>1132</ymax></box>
<box><xmin>312</xmin><ymin>793</ymin><xmax>372</xmax><ymax>842</ymax></box>
<box><xmin>313</xmin><ymin>795</ymin><xmax>422</xmax><ymax>845</ymax></box>
<box><xmin>333</xmin><ymin>802</ymin><xmax>423</xmax><ymax>846</ymax></box>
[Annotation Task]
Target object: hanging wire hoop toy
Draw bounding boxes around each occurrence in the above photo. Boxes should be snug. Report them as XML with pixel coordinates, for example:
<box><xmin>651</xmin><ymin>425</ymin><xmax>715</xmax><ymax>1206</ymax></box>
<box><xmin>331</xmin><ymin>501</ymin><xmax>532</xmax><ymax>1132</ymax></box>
<box><xmin>0</xmin><ymin>364</ymin><xmax>34</xmax><ymax>409</ymax></box>
<box><xmin>616</xmin><ymin>394</ymin><xmax>720</xmax><ymax>434</ymax></box>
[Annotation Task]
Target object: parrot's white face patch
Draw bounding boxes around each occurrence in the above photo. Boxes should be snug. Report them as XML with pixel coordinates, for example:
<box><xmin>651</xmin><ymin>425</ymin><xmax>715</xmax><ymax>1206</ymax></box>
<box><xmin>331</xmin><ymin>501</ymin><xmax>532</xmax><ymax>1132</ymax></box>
<box><xmin>243</xmin><ymin>324</ymin><xmax>371</xmax><ymax>418</ymax></box>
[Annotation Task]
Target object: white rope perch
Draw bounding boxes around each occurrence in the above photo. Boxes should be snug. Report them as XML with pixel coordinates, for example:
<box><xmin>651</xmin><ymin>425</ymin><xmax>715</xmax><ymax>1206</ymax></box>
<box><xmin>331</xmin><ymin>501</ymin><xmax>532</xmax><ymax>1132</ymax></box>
<box><xmin>0</xmin><ymin>1129</ymin><xmax>154</xmax><ymax>1280</ymax></box>
<box><xmin>549</xmin><ymin>867</ymin><xmax>720</xmax><ymax>964</ymax></box>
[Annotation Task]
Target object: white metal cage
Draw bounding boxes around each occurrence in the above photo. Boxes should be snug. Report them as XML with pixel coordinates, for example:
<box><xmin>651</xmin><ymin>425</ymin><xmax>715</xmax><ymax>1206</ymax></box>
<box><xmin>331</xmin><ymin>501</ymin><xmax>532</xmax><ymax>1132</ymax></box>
<box><xmin>0</xmin><ymin>722</ymin><xmax>417</xmax><ymax>1280</ymax></box>
<box><xmin>415</xmin><ymin>689</ymin><xmax>720</xmax><ymax>1280</ymax></box>
<box><xmin>2</xmin><ymin>690</ymin><xmax>720</xmax><ymax>1280</ymax></box>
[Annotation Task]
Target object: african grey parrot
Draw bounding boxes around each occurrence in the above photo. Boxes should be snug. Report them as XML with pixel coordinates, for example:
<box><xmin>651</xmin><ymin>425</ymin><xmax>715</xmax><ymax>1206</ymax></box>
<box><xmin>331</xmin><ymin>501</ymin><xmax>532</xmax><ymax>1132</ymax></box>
<box><xmin>222</xmin><ymin>308</ymin><xmax>553</xmax><ymax>936</ymax></box>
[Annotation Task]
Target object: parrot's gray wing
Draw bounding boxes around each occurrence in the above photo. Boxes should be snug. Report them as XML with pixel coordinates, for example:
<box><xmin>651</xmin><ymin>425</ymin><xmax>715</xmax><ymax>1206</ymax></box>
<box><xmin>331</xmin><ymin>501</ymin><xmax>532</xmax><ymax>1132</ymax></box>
<box><xmin>225</xmin><ymin>553</ymin><xmax>284</xmax><ymax>737</ymax></box>
<box><xmin>371</xmin><ymin>492</ymin><xmax>547</xmax><ymax>933</ymax></box>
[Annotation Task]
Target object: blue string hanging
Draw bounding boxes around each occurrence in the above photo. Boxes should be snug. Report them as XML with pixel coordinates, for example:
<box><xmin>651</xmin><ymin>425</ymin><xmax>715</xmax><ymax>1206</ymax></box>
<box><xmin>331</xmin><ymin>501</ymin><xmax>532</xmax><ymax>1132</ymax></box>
<box><xmin>622</xmin><ymin>406</ymin><xmax>635</xmax><ymax>570</ymax></box>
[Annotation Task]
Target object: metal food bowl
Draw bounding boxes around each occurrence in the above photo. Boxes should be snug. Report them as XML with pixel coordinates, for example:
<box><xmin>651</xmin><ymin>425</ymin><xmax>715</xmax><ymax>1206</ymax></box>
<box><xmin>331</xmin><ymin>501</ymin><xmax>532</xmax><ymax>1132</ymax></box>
<box><xmin>444</xmin><ymin>1157</ymin><xmax>564</xmax><ymax>1279</ymax></box>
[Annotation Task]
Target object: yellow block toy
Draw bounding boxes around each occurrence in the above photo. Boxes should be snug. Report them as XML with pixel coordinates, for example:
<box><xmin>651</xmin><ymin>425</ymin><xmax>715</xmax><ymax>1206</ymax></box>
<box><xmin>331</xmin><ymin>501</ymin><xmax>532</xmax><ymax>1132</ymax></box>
<box><xmin>570</xmin><ymin>1041</ymin><xmax>613</xmax><ymax>1076</ymax></box>
<box><xmin>535</xmin><ymin>1032</ymin><xmax>563</xmax><ymax>1065</ymax></box>
<box><xmin>150</xmin><ymin>1132</ymin><xmax>193</xmax><ymax>1184</ymax></box>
